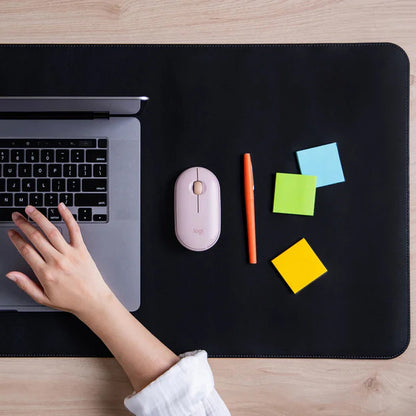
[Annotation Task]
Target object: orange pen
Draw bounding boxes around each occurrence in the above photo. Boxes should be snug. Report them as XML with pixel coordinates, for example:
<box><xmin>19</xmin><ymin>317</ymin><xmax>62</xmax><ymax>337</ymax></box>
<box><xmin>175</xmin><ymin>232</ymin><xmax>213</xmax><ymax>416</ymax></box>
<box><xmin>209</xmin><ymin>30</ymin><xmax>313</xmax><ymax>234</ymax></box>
<box><xmin>244</xmin><ymin>153</ymin><xmax>257</xmax><ymax>264</ymax></box>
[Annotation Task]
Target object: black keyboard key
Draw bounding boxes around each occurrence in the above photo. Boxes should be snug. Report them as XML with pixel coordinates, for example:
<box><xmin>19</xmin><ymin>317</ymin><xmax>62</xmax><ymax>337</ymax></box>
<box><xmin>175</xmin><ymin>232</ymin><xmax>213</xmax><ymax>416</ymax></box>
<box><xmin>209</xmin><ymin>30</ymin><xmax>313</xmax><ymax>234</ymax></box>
<box><xmin>67</xmin><ymin>179</ymin><xmax>81</xmax><ymax>192</ymax></box>
<box><xmin>75</xmin><ymin>193</ymin><xmax>107</xmax><ymax>207</ymax></box>
<box><xmin>93</xmin><ymin>164</ymin><xmax>107</xmax><ymax>177</ymax></box>
<box><xmin>98</xmin><ymin>139</ymin><xmax>108</xmax><ymax>148</ymax></box>
<box><xmin>72</xmin><ymin>214</ymin><xmax>77</xmax><ymax>221</ymax></box>
<box><xmin>52</xmin><ymin>178</ymin><xmax>65</xmax><ymax>192</ymax></box>
<box><xmin>63</xmin><ymin>164</ymin><xmax>77</xmax><ymax>177</ymax></box>
<box><xmin>29</xmin><ymin>193</ymin><xmax>43</xmax><ymax>206</ymax></box>
<box><xmin>0</xmin><ymin>193</ymin><xmax>13</xmax><ymax>206</ymax></box>
<box><xmin>22</xmin><ymin>179</ymin><xmax>36</xmax><ymax>192</ymax></box>
<box><xmin>15</xmin><ymin>193</ymin><xmax>28</xmax><ymax>206</ymax></box>
<box><xmin>45</xmin><ymin>193</ymin><xmax>58</xmax><ymax>206</ymax></box>
<box><xmin>86</xmin><ymin>150</ymin><xmax>107</xmax><ymax>162</ymax></box>
<box><xmin>37</xmin><ymin>178</ymin><xmax>50</xmax><ymax>192</ymax></box>
<box><xmin>56</xmin><ymin>149</ymin><xmax>69</xmax><ymax>162</ymax></box>
<box><xmin>3</xmin><ymin>164</ymin><xmax>17</xmax><ymax>177</ymax></box>
<box><xmin>78</xmin><ymin>208</ymin><xmax>92</xmax><ymax>221</ymax></box>
<box><xmin>82</xmin><ymin>179</ymin><xmax>107</xmax><ymax>192</ymax></box>
<box><xmin>26</xmin><ymin>149</ymin><xmax>39</xmax><ymax>162</ymax></box>
<box><xmin>33</xmin><ymin>164</ymin><xmax>47</xmax><ymax>177</ymax></box>
<box><xmin>0</xmin><ymin>208</ymin><xmax>27</xmax><ymax>221</ymax></box>
<box><xmin>0</xmin><ymin>178</ymin><xmax>4</xmax><ymax>192</ymax></box>
<box><xmin>59</xmin><ymin>193</ymin><xmax>73</xmax><ymax>206</ymax></box>
<box><xmin>18</xmin><ymin>164</ymin><xmax>32</xmax><ymax>177</ymax></box>
<box><xmin>38</xmin><ymin>208</ymin><xmax>47</xmax><ymax>217</ymax></box>
<box><xmin>7</xmin><ymin>178</ymin><xmax>20</xmax><ymax>192</ymax></box>
<box><xmin>11</xmin><ymin>149</ymin><xmax>24</xmax><ymax>162</ymax></box>
<box><xmin>48</xmin><ymin>164</ymin><xmax>62</xmax><ymax>177</ymax></box>
<box><xmin>48</xmin><ymin>208</ymin><xmax>61</xmax><ymax>221</ymax></box>
<box><xmin>71</xmin><ymin>149</ymin><xmax>84</xmax><ymax>162</ymax></box>
<box><xmin>0</xmin><ymin>149</ymin><xmax>9</xmax><ymax>162</ymax></box>
<box><xmin>41</xmin><ymin>149</ymin><xmax>54</xmax><ymax>163</ymax></box>
<box><xmin>93</xmin><ymin>214</ymin><xmax>107</xmax><ymax>222</ymax></box>
<box><xmin>78</xmin><ymin>164</ymin><xmax>92</xmax><ymax>177</ymax></box>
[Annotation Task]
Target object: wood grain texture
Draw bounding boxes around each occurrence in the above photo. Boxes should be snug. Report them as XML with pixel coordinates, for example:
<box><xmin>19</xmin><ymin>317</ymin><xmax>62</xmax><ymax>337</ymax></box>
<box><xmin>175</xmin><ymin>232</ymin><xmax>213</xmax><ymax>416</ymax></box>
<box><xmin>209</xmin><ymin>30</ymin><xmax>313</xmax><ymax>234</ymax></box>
<box><xmin>0</xmin><ymin>1</ymin><xmax>415</xmax><ymax>415</ymax></box>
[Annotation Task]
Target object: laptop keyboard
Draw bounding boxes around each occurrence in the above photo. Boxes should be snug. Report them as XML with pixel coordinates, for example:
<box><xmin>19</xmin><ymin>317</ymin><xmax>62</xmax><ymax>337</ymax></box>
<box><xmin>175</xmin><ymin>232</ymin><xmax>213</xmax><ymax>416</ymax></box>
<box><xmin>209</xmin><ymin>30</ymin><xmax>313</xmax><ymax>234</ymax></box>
<box><xmin>0</xmin><ymin>138</ymin><xmax>108</xmax><ymax>223</ymax></box>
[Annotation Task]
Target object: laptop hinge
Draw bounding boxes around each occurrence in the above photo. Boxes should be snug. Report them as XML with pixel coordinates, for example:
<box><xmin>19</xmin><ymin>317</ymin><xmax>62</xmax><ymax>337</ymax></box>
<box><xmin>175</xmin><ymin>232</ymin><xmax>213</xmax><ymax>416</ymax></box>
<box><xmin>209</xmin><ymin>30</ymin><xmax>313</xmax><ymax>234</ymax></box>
<box><xmin>0</xmin><ymin>111</ymin><xmax>110</xmax><ymax>120</ymax></box>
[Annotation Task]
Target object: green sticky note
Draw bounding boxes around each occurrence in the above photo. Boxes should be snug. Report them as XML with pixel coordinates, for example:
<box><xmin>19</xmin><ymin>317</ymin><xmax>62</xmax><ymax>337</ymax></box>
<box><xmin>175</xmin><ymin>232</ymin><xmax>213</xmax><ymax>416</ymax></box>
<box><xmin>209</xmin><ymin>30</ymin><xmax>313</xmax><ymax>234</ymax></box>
<box><xmin>273</xmin><ymin>173</ymin><xmax>317</xmax><ymax>216</ymax></box>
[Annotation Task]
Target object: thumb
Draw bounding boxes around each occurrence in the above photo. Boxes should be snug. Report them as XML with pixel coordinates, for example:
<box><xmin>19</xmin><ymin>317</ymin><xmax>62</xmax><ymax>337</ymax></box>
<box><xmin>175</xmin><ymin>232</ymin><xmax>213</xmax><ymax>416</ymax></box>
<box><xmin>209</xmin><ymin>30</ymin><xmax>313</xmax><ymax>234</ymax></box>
<box><xmin>6</xmin><ymin>272</ymin><xmax>52</xmax><ymax>307</ymax></box>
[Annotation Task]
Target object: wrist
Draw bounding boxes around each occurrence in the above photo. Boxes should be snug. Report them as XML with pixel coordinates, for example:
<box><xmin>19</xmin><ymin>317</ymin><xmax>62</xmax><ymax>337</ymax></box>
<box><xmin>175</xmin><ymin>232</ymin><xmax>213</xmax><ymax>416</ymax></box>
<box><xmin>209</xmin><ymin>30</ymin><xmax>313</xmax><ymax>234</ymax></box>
<box><xmin>74</xmin><ymin>287</ymin><xmax>120</xmax><ymax>327</ymax></box>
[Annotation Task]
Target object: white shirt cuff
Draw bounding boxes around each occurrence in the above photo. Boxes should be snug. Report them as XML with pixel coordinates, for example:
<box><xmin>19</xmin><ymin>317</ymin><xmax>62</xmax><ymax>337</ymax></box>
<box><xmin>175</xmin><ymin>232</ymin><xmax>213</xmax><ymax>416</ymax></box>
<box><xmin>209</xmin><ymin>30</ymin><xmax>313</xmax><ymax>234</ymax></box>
<box><xmin>124</xmin><ymin>350</ymin><xmax>217</xmax><ymax>416</ymax></box>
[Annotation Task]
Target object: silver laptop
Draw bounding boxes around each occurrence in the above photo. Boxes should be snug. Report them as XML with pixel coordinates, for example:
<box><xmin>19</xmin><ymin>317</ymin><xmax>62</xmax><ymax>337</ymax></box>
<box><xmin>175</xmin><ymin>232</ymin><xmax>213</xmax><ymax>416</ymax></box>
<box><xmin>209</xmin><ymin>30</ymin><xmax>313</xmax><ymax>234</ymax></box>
<box><xmin>0</xmin><ymin>97</ymin><xmax>147</xmax><ymax>312</ymax></box>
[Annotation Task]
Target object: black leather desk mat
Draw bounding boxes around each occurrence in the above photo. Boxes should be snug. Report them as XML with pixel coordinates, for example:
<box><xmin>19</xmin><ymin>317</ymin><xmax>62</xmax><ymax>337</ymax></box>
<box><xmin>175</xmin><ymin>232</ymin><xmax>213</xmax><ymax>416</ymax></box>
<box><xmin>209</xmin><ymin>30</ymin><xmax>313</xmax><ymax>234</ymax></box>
<box><xmin>0</xmin><ymin>44</ymin><xmax>409</xmax><ymax>358</ymax></box>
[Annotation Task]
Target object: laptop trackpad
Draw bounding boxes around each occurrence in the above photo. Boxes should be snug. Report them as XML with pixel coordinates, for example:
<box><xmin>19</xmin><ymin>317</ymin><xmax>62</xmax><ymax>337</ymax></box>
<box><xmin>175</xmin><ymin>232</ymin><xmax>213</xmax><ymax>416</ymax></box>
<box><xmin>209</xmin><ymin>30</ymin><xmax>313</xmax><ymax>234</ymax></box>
<box><xmin>0</xmin><ymin>225</ymin><xmax>65</xmax><ymax>308</ymax></box>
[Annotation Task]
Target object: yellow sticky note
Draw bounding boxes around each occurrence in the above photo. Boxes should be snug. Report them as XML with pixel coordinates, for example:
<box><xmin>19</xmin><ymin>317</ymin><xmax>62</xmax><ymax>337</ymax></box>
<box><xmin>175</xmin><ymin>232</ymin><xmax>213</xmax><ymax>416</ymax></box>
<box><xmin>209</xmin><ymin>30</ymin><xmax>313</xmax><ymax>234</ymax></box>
<box><xmin>271</xmin><ymin>238</ymin><xmax>327</xmax><ymax>294</ymax></box>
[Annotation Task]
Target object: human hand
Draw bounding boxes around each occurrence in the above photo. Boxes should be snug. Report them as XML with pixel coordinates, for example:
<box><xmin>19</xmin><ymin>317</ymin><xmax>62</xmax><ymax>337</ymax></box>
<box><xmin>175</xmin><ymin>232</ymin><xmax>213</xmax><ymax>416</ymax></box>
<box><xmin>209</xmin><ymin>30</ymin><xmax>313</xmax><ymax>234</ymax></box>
<box><xmin>5</xmin><ymin>203</ymin><xmax>113</xmax><ymax>317</ymax></box>
<box><xmin>5</xmin><ymin>204</ymin><xmax>181</xmax><ymax>394</ymax></box>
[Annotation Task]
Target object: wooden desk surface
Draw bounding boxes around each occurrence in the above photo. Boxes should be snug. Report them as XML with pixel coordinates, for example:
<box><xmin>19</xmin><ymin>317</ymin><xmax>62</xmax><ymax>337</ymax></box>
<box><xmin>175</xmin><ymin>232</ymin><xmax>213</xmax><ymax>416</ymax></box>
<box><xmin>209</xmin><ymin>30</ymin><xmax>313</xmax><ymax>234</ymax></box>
<box><xmin>0</xmin><ymin>1</ymin><xmax>414</xmax><ymax>415</ymax></box>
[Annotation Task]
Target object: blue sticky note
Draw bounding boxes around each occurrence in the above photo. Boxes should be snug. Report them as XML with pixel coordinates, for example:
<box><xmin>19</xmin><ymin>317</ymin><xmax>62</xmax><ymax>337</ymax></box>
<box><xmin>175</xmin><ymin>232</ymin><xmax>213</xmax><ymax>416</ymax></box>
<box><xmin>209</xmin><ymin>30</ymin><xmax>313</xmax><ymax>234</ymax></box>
<box><xmin>296</xmin><ymin>142</ymin><xmax>345</xmax><ymax>188</ymax></box>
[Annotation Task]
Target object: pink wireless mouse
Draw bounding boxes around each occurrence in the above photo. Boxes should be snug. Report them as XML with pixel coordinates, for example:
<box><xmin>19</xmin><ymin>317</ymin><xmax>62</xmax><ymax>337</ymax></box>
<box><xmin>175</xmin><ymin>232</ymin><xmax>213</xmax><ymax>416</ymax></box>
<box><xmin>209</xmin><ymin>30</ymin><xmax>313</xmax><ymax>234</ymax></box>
<box><xmin>174</xmin><ymin>167</ymin><xmax>221</xmax><ymax>251</ymax></box>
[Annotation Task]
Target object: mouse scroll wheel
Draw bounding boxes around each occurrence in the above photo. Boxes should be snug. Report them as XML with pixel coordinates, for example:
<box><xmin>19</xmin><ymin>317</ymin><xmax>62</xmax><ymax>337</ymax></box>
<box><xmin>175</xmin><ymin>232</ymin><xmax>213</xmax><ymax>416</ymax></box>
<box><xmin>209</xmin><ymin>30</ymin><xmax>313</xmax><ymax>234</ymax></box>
<box><xmin>193</xmin><ymin>181</ymin><xmax>203</xmax><ymax>195</ymax></box>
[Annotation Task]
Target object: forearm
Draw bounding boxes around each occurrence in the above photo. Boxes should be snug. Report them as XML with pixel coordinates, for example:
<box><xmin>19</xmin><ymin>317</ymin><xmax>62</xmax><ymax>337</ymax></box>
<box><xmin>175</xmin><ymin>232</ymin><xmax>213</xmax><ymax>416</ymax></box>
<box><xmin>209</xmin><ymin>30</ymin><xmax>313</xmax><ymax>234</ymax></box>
<box><xmin>76</xmin><ymin>291</ymin><xmax>180</xmax><ymax>392</ymax></box>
